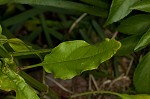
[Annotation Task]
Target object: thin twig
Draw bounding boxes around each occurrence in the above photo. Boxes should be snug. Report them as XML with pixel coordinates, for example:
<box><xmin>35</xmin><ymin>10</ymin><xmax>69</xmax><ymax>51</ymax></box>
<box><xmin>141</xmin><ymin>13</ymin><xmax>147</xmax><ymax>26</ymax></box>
<box><xmin>68</xmin><ymin>13</ymin><xmax>87</xmax><ymax>33</ymax></box>
<box><xmin>42</xmin><ymin>70</ymin><xmax>46</xmax><ymax>84</ymax></box>
<box><xmin>70</xmin><ymin>90</ymin><xmax>121</xmax><ymax>98</ymax></box>
<box><xmin>111</xmin><ymin>31</ymin><xmax>118</xmax><ymax>39</ymax></box>
<box><xmin>46</xmin><ymin>76</ymin><xmax>73</xmax><ymax>94</ymax></box>
<box><xmin>89</xmin><ymin>74</ymin><xmax>92</xmax><ymax>90</ymax></box>
<box><xmin>108</xmin><ymin>74</ymin><xmax>129</xmax><ymax>89</ymax></box>
<box><xmin>18</xmin><ymin>63</ymin><xmax>43</xmax><ymax>71</ymax></box>
<box><xmin>90</xmin><ymin>74</ymin><xmax>99</xmax><ymax>91</ymax></box>
<box><xmin>126</xmin><ymin>57</ymin><xmax>134</xmax><ymax>76</ymax></box>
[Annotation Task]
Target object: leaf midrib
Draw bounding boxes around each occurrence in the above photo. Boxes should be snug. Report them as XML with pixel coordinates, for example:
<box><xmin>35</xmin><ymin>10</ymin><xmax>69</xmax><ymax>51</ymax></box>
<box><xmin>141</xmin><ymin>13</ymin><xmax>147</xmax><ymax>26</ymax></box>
<box><xmin>44</xmin><ymin>45</ymin><xmax>118</xmax><ymax>64</ymax></box>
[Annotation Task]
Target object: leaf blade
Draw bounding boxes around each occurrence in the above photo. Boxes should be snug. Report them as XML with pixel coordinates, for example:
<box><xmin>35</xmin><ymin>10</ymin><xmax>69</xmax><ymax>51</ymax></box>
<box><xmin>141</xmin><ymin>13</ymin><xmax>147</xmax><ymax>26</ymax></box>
<box><xmin>131</xmin><ymin>0</ymin><xmax>150</xmax><ymax>12</ymax></box>
<box><xmin>118</xmin><ymin>14</ymin><xmax>150</xmax><ymax>35</ymax></box>
<box><xmin>42</xmin><ymin>39</ymin><xmax>121</xmax><ymax>79</ymax></box>
<box><xmin>116</xmin><ymin>35</ymin><xmax>141</xmax><ymax>56</ymax></box>
<box><xmin>134</xmin><ymin>51</ymin><xmax>150</xmax><ymax>93</ymax></box>
<box><xmin>135</xmin><ymin>28</ymin><xmax>150</xmax><ymax>51</ymax></box>
<box><xmin>0</xmin><ymin>0</ymin><xmax>107</xmax><ymax>17</ymax></box>
<box><xmin>105</xmin><ymin>0</ymin><xmax>139</xmax><ymax>25</ymax></box>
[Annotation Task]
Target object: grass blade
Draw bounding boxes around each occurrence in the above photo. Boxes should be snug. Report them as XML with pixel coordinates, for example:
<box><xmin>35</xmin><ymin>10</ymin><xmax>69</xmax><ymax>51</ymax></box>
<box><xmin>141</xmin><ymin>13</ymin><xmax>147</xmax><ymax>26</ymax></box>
<box><xmin>39</xmin><ymin>14</ymin><xmax>53</xmax><ymax>47</ymax></box>
<box><xmin>2</xmin><ymin>8</ymin><xmax>48</xmax><ymax>27</ymax></box>
<box><xmin>0</xmin><ymin>0</ymin><xmax>108</xmax><ymax>17</ymax></box>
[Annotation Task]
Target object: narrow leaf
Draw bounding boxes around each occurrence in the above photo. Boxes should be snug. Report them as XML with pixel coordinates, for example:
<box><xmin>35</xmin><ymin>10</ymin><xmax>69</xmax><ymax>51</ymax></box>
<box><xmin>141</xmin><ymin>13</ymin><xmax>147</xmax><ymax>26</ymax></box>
<box><xmin>2</xmin><ymin>8</ymin><xmax>48</xmax><ymax>27</ymax></box>
<box><xmin>118</xmin><ymin>14</ymin><xmax>150</xmax><ymax>35</ymax></box>
<box><xmin>0</xmin><ymin>65</ymin><xmax>39</xmax><ymax>99</ymax></box>
<box><xmin>80</xmin><ymin>0</ymin><xmax>109</xmax><ymax>9</ymax></box>
<box><xmin>135</xmin><ymin>28</ymin><xmax>150</xmax><ymax>51</ymax></box>
<box><xmin>39</xmin><ymin>14</ymin><xmax>52</xmax><ymax>47</ymax></box>
<box><xmin>131</xmin><ymin>0</ymin><xmax>150</xmax><ymax>12</ymax></box>
<box><xmin>42</xmin><ymin>39</ymin><xmax>121</xmax><ymax>79</ymax></box>
<box><xmin>0</xmin><ymin>0</ymin><xmax>107</xmax><ymax>17</ymax></box>
<box><xmin>92</xmin><ymin>20</ymin><xmax>105</xmax><ymax>41</ymax></box>
<box><xmin>105</xmin><ymin>0</ymin><xmax>139</xmax><ymax>25</ymax></box>
<box><xmin>116</xmin><ymin>35</ymin><xmax>141</xmax><ymax>56</ymax></box>
<box><xmin>134</xmin><ymin>51</ymin><xmax>150</xmax><ymax>93</ymax></box>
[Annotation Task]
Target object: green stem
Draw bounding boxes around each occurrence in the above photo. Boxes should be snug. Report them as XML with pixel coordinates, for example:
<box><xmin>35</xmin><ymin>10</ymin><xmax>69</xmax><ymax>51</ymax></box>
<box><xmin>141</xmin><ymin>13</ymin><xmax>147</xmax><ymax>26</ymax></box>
<box><xmin>11</xmin><ymin>49</ymin><xmax>51</xmax><ymax>57</ymax></box>
<box><xmin>70</xmin><ymin>90</ymin><xmax>122</xmax><ymax>98</ymax></box>
<box><xmin>113</xmin><ymin>57</ymin><xmax>119</xmax><ymax>77</ymax></box>
<box><xmin>19</xmin><ymin>71</ymin><xmax>60</xmax><ymax>99</ymax></box>
<box><xmin>20</xmin><ymin>63</ymin><xmax>43</xmax><ymax>70</ymax></box>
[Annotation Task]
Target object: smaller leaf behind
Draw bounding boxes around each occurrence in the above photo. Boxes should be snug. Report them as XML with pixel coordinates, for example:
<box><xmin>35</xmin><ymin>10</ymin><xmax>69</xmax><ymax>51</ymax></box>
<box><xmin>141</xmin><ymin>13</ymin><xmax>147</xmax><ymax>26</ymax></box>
<box><xmin>42</xmin><ymin>39</ymin><xmax>121</xmax><ymax>79</ymax></box>
<box><xmin>116</xmin><ymin>35</ymin><xmax>141</xmax><ymax>56</ymax></box>
<box><xmin>118</xmin><ymin>14</ymin><xmax>150</xmax><ymax>35</ymax></box>
<box><xmin>134</xmin><ymin>51</ymin><xmax>150</xmax><ymax>94</ymax></box>
<box><xmin>131</xmin><ymin>0</ymin><xmax>150</xmax><ymax>12</ymax></box>
<box><xmin>105</xmin><ymin>0</ymin><xmax>139</xmax><ymax>25</ymax></box>
<box><xmin>135</xmin><ymin>28</ymin><xmax>150</xmax><ymax>51</ymax></box>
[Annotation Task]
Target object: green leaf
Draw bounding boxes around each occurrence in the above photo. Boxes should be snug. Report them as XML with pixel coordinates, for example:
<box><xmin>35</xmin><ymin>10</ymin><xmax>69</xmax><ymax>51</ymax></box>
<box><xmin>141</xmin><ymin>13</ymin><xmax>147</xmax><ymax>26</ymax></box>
<box><xmin>135</xmin><ymin>28</ymin><xmax>150</xmax><ymax>51</ymax></box>
<box><xmin>0</xmin><ymin>35</ymin><xmax>7</xmax><ymax>45</ymax></box>
<box><xmin>105</xmin><ymin>0</ymin><xmax>139</xmax><ymax>25</ymax></box>
<box><xmin>131</xmin><ymin>0</ymin><xmax>150</xmax><ymax>12</ymax></box>
<box><xmin>0</xmin><ymin>0</ymin><xmax>107</xmax><ymax>17</ymax></box>
<box><xmin>0</xmin><ymin>65</ymin><xmax>39</xmax><ymax>99</ymax></box>
<box><xmin>134</xmin><ymin>51</ymin><xmax>150</xmax><ymax>93</ymax></box>
<box><xmin>42</xmin><ymin>39</ymin><xmax>121</xmax><ymax>79</ymax></box>
<box><xmin>118</xmin><ymin>14</ymin><xmax>150</xmax><ymax>35</ymax></box>
<box><xmin>92</xmin><ymin>20</ymin><xmax>105</xmax><ymax>41</ymax></box>
<box><xmin>80</xmin><ymin>0</ymin><xmax>109</xmax><ymax>9</ymax></box>
<box><xmin>2</xmin><ymin>8</ymin><xmax>49</xmax><ymax>27</ymax></box>
<box><xmin>8</xmin><ymin>38</ymin><xmax>32</xmax><ymax>52</ymax></box>
<box><xmin>116</xmin><ymin>35</ymin><xmax>141</xmax><ymax>56</ymax></box>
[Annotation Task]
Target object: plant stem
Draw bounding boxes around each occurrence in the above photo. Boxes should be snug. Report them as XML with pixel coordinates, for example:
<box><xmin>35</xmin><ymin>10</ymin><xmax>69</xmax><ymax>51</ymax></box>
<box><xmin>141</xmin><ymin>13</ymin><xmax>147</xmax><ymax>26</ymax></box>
<box><xmin>19</xmin><ymin>71</ymin><xmax>60</xmax><ymax>99</ymax></box>
<box><xmin>70</xmin><ymin>90</ymin><xmax>121</xmax><ymax>98</ymax></box>
<box><xmin>20</xmin><ymin>63</ymin><xmax>43</xmax><ymax>70</ymax></box>
<box><xmin>11</xmin><ymin>49</ymin><xmax>51</xmax><ymax>57</ymax></box>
